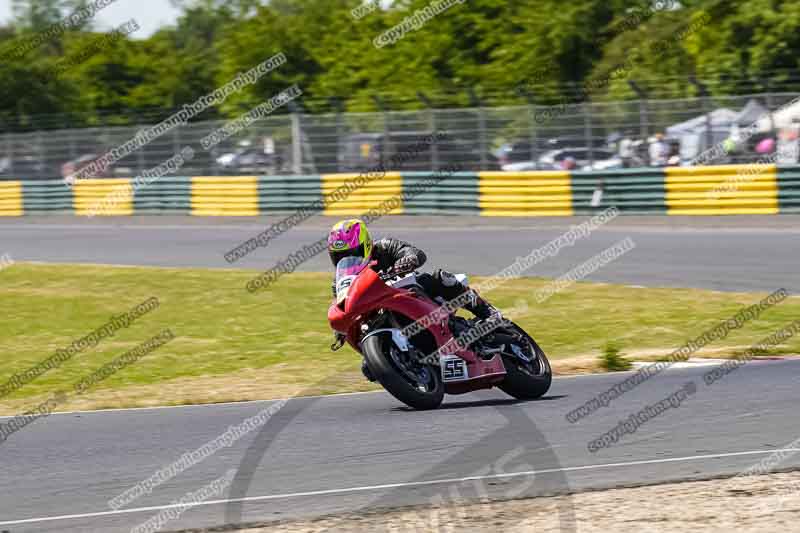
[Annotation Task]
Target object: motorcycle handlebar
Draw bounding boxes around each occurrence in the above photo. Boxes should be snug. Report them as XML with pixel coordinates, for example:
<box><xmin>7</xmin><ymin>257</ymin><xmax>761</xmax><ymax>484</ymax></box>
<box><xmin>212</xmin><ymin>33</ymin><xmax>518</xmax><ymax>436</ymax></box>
<box><xmin>380</xmin><ymin>268</ymin><xmax>415</xmax><ymax>282</ymax></box>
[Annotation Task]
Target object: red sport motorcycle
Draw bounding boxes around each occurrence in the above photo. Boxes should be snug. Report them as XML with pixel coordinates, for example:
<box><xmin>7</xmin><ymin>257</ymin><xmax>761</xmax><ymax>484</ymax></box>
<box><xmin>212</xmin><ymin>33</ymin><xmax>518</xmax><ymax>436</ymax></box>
<box><xmin>328</xmin><ymin>257</ymin><xmax>552</xmax><ymax>410</ymax></box>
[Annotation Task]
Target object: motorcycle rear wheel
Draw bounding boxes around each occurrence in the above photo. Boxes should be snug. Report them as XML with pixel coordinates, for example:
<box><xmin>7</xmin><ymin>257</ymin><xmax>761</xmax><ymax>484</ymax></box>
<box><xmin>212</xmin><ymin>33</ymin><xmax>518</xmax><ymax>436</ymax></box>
<box><xmin>361</xmin><ymin>333</ymin><xmax>444</xmax><ymax>410</ymax></box>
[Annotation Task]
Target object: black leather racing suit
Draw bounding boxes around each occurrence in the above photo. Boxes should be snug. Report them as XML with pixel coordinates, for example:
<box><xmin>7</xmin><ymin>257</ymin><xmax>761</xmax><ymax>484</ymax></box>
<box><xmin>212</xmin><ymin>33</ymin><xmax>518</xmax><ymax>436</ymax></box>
<box><xmin>362</xmin><ymin>237</ymin><xmax>493</xmax><ymax>318</ymax></box>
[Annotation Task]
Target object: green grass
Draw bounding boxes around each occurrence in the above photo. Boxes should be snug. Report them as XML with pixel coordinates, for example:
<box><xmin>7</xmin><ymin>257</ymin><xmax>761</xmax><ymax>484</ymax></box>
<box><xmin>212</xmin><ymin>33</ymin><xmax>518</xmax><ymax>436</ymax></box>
<box><xmin>0</xmin><ymin>262</ymin><xmax>798</xmax><ymax>412</ymax></box>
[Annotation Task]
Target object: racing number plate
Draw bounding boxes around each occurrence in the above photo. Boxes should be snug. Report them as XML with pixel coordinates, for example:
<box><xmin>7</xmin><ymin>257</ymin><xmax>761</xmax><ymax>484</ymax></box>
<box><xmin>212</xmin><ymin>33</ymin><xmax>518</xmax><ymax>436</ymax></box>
<box><xmin>336</xmin><ymin>276</ymin><xmax>354</xmax><ymax>304</ymax></box>
<box><xmin>441</xmin><ymin>355</ymin><xmax>469</xmax><ymax>382</ymax></box>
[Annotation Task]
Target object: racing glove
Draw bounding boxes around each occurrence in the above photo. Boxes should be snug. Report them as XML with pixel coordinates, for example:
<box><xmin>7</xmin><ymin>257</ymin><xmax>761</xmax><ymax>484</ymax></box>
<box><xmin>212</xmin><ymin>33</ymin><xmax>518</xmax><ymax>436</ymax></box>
<box><xmin>393</xmin><ymin>255</ymin><xmax>419</xmax><ymax>274</ymax></box>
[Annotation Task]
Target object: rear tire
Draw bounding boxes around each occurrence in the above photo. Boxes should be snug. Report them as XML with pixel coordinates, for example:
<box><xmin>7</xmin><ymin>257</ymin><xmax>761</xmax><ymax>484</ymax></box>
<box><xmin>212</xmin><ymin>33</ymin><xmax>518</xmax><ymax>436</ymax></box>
<box><xmin>362</xmin><ymin>333</ymin><xmax>444</xmax><ymax>410</ymax></box>
<box><xmin>498</xmin><ymin>323</ymin><xmax>552</xmax><ymax>400</ymax></box>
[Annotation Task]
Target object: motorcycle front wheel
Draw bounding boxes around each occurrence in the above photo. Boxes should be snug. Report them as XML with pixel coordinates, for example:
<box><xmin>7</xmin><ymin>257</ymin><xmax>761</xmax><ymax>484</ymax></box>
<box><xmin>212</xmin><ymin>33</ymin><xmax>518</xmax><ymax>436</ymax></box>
<box><xmin>497</xmin><ymin>322</ymin><xmax>552</xmax><ymax>400</ymax></box>
<box><xmin>361</xmin><ymin>332</ymin><xmax>444</xmax><ymax>410</ymax></box>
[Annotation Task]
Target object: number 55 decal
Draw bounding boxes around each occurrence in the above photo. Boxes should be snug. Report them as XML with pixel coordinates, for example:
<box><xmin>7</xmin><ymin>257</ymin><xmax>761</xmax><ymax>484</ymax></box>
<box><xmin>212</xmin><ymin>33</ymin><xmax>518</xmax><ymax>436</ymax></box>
<box><xmin>441</xmin><ymin>355</ymin><xmax>468</xmax><ymax>382</ymax></box>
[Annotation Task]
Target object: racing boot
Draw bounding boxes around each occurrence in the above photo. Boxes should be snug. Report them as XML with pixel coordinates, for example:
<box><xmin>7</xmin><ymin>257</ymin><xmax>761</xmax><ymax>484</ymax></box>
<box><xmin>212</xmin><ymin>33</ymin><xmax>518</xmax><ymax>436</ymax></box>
<box><xmin>463</xmin><ymin>292</ymin><xmax>506</xmax><ymax>359</ymax></box>
<box><xmin>435</xmin><ymin>270</ymin><xmax>501</xmax><ymax>321</ymax></box>
<box><xmin>464</xmin><ymin>291</ymin><xmax>502</xmax><ymax>322</ymax></box>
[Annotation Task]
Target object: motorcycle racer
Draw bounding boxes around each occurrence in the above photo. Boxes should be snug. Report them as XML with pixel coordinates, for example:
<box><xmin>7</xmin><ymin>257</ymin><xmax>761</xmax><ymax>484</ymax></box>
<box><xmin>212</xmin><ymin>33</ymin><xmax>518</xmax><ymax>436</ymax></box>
<box><xmin>327</xmin><ymin>218</ymin><xmax>499</xmax><ymax>320</ymax></box>
<box><xmin>325</xmin><ymin>218</ymin><xmax>546</xmax><ymax>393</ymax></box>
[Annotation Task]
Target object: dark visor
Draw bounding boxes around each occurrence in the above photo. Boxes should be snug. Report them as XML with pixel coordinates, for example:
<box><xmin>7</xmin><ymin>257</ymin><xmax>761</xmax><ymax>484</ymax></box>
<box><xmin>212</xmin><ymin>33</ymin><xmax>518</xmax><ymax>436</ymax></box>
<box><xmin>329</xmin><ymin>243</ymin><xmax>366</xmax><ymax>266</ymax></box>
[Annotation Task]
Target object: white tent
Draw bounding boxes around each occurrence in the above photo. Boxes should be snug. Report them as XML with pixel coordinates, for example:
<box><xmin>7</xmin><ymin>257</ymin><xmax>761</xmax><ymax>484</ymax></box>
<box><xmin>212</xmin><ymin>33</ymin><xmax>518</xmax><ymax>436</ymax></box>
<box><xmin>734</xmin><ymin>99</ymin><xmax>769</xmax><ymax>126</ymax></box>
<box><xmin>755</xmin><ymin>96</ymin><xmax>800</xmax><ymax>130</ymax></box>
<box><xmin>666</xmin><ymin>108</ymin><xmax>739</xmax><ymax>137</ymax></box>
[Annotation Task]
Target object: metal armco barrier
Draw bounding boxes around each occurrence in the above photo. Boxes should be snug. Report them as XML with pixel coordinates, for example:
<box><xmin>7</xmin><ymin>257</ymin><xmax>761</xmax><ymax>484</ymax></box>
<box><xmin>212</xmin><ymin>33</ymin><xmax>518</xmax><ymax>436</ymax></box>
<box><xmin>134</xmin><ymin>176</ymin><xmax>192</xmax><ymax>214</ymax></box>
<box><xmin>571</xmin><ymin>168</ymin><xmax>667</xmax><ymax>215</ymax></box>
<box><xmin>259</xmin><ymin>174</ymin><xmax>321</xmax><ymax>213</ymax></box>
<box><xmin>403</xmin><ymin>172</ymin><xmax>480</xmax><ymax>215</ymax></box>
<box><xmin>777</xmin><ymin>165</ymin><xmax>800</xmax><ymax>214</ymax></box>
<box><xmin>2</xmin><ymin>166</ymin><xmax>800</xmax><ymax>216</ymax></box>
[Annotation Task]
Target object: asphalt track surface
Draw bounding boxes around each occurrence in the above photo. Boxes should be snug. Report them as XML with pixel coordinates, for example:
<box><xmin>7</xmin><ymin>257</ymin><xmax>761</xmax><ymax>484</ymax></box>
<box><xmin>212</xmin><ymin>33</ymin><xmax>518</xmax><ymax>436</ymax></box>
<box><xmin>1</xmin><ymin>215</ymin><xmax>798</xmax><ymax>532</ymax></box>
<box><xmin>1</xmin><ymin>360</ymin><xmax>800</xmax><ymax>532</ymax></box>
<box><xmin>0</xmin><ymin>214</ymin><xmax>799</xmax><ymax>292</ymax></box>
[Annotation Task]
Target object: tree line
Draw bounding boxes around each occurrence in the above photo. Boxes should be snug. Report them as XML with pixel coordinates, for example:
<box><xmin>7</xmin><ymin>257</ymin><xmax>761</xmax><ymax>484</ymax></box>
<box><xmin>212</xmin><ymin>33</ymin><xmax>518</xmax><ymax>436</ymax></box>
<box><xmin>1</xmin><ymin>0</ymin><xmax>798</xmax><ymax>131</ymax></box>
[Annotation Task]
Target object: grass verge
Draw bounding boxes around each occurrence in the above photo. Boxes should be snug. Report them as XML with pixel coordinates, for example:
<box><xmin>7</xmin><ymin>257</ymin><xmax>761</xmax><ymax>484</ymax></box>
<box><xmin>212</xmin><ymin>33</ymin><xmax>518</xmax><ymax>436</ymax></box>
<box><xmin>0</xmin><ymin>262</ymin><xmax>798</xmax><ymax>414</ymax></box>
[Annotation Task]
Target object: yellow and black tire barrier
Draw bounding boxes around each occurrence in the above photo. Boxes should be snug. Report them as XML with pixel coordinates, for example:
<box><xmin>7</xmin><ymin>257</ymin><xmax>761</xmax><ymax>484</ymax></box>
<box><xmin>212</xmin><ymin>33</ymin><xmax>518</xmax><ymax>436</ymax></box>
<box><xmin>73</xmin><ymin>179</ymin><xmax>133</xmax><ymax>216</ymax></box>
<box><xmin>191</xmin><ymin>176</ymin><xmax>259</xmax><ymax>216</ymax></box>
<box><xmin>3</xmin><ymin>165</ymin><xmax>800</xmax><ymax>216</ymax></box>
<box><xmin>0</xmin><ymin>181</ymin><xmax>23</xmax><ymax>216</ymax></box>
<box><xmin>320</xmin><ymin>172</ymin><xmax>403</xmax><ymax>216</ymax></box>
<box><xmin>665</xmin><ymin>165</ymin><xmax>779</xmax><ymax>215</ymax></box>
<box><xmin>479</xmin><ymin>171</ymin><xmax>573</xmax><ymax>216</ymax></box>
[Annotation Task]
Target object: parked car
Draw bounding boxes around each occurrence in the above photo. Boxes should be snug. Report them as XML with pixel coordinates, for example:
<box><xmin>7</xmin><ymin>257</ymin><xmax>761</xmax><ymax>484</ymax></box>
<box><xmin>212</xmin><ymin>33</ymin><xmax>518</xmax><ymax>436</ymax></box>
<box><xmin>499</xmin><ymin>160</ymin><xmax>552</xmax><ymax>171</ymax></box>
<box><xmin>537</xmin><ymin>148</ymin><xmax>620</xmax><ymax>170</ymax></box>
<box><xmin>495</xmin><ymin>141</ymin><xmax>536</xmax><ymax>168</ymax></box>
<box><xmin>215</xmin><ymin>148</ymin><xmax>284</xmax><ymax>175</ymax></box>
<box><xmin>60</xmin><ymin>152</ymin><xmax>119</xmax><ymax>181</ymax></box>
<box><xmin>340</xmin><ymin>132</ymin><xmax>500</xmax><ymax>172</ymax></box>
<box><xmin>1</xmin><ymin>154</ymin><xmax>62</xmax><ymax>179</ymax></box>
<box><xmin>496</xmin><ymin>137</ymin><xmax>610</xmax><ymax>169</ymax></box>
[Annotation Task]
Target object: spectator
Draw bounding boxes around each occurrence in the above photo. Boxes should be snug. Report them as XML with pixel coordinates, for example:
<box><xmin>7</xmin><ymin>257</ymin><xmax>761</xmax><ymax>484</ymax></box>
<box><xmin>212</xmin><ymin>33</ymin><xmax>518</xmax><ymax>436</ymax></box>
<box><xmin>777</xmin><ymin>127</ymin><xmax>800</xmax><ymax>164</ymax></box>
<box><xmin>755</xmin><ymin>137</ymin><xmax>776</xmax><ymax>155</ymax></box>
<box><xmin>619</xmin><ymin>132</ymin><xmax>635</xmax><ymax>168</ymax></box>
<box><xmin>649</xmin><ymin>133</ymin><xmax>668</xmax><ymax>166</ymax></box>
<box><xmin>667</xmin><ymin>139</ymin><xmax>681</xmax><ymax>166</ymax></box>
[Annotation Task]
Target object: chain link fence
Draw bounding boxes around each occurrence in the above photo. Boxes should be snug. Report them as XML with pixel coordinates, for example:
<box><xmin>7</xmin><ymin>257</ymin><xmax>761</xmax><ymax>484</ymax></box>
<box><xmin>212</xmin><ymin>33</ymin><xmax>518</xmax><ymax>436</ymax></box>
<box><xmin>2</xmin><ymin>92</ymin><xmax>799</xmax><ymax>180</ymax></box>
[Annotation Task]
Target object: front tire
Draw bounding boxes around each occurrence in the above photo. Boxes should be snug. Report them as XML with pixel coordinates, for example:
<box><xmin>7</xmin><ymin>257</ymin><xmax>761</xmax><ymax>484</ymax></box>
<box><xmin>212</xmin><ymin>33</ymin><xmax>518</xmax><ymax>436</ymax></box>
<box><xmin>361</xmin><ymin>333</ymin><xmax>444</xmax><ymax>410</ymax></box>
<box><xmin>497</xmin><ymin>323</ymin><xmax>552</xmax><ymax>400</ymax></box>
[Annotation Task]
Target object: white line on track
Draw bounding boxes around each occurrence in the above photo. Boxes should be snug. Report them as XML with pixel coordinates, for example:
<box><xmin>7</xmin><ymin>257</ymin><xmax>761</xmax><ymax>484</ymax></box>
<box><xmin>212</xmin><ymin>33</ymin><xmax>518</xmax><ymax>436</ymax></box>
<box><xmin>2</xmin><ymin>448</ymin><xmax>800</xmax><ymax>527</ymax></box>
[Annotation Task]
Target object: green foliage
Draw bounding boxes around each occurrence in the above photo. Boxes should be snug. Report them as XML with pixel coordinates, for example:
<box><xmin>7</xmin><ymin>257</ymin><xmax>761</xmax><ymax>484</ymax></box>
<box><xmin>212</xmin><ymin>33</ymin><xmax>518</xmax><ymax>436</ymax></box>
<box><xmin>13</xmin><ymin>0</ymin><xmax>65</xmax><ymax>31</ymax></box>
<box><xmin>2</xmin><ymin>0</ymin><xmax>800</xmax><ymax>129</ymax></box>
<box><xmin>600</xmin><ymin>341</ymin><xmax>632</xmax><ymax>372</ymax></box>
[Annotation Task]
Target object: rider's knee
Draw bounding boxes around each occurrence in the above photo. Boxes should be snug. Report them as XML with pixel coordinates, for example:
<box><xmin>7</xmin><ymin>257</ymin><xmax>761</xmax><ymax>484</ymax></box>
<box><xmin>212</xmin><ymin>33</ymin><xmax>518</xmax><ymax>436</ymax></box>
<box><xmin>435</xmin><ymin>269</ymin><xmax>464</xmax><ymax>287</ymax></box>
<box><xmin>435</xmin><ymin>269</ymin><xmax>468</xmax><ymax>299</ymax></box>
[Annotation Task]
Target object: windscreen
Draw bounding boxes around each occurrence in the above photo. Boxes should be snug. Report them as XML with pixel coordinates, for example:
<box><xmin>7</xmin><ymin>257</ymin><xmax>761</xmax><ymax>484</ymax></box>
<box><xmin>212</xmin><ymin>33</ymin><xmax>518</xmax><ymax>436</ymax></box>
<box><xmin>335</xmin><ymin>257</ymin><xmax>369</xmax><ymax>304</ymax></box>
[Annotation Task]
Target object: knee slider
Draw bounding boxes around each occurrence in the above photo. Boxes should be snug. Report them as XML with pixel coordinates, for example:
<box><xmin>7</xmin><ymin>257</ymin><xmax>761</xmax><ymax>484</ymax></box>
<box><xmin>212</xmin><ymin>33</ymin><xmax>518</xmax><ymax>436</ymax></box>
<box><xmin>437</xmin><ymin>269</ymin><xmax>460</xmax><ymax>288</ymax></box>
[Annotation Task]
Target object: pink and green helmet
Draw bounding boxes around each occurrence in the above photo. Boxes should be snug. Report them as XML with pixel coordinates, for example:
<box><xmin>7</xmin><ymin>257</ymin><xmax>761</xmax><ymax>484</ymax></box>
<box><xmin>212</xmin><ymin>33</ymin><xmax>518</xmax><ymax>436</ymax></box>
<box><xmin>327</xmin><ymin>219</ymin><xmax>373</xmax><ymax>267</ymax></box>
